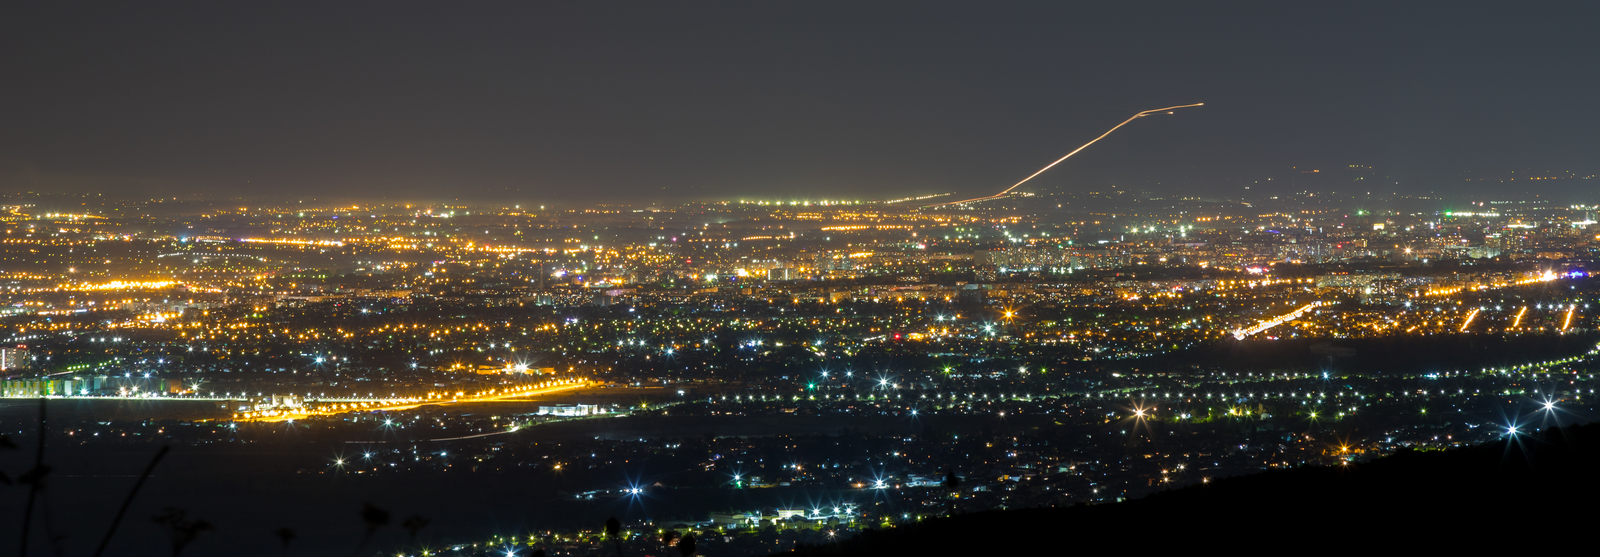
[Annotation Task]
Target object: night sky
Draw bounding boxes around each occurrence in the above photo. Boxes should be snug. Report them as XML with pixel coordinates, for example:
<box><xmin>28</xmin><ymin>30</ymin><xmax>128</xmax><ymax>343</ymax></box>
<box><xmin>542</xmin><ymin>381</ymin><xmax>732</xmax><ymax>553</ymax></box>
<box><xmin>2</xmin><ymin>2</ymin><xmax>1596</xmax><ymax>202</ymax></box>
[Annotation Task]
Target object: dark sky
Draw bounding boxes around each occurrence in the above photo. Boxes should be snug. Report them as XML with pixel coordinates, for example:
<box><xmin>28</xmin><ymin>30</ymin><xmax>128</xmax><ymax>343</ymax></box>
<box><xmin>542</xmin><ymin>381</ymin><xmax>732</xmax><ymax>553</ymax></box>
<box><xmin>2</xmin><ymin>2</ymin><xmax>1596</xmax><ymax>203</ymax></box>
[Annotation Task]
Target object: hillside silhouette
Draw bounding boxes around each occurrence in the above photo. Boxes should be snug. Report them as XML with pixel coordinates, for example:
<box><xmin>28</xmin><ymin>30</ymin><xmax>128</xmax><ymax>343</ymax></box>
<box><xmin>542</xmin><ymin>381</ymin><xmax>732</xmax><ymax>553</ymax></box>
<box><xmin>789</xmin><ymin>421</ymin><xmax>1600</xmax><ymax>554</ymax></box>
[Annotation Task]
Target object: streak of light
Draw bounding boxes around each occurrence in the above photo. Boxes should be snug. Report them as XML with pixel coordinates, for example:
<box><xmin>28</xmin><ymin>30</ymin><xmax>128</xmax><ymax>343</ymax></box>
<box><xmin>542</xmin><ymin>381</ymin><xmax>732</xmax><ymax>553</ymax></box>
<box><xmin>239</xmin><ymin>238</ymin><xmax>344</xmax><ymax>247</ymax></box>
<box><xmin>64</xmin><ymin>280</ymin><xmax>181</xmax><ymax>291</ymax></box>
<box><xmin>1513</xmin><ymin>306</ymin><xmax>1527</xmax><ymax>329</ymax></box>
<box><xmin>1460</xmin><ymin>308</ymin><xmax>1479</xmax><ymax>332</ymax></box>
<box><xmin>935</xmin><ymin>103</ymin><xmax>1203</xmax><ymax>206</ymax></box>
<box><xmin>1233</xmin><ymin>302</ymin><xmax>1323</xmax><ymax>340</ymax></box>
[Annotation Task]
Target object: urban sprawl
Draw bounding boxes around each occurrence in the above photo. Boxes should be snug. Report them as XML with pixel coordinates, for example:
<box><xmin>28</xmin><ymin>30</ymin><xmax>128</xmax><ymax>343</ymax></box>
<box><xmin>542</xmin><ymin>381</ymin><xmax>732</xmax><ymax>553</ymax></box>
<box><xmin>2</xmin><ymin>182</ymin><xmax>1598</xmax><ymax>556</ymax></box>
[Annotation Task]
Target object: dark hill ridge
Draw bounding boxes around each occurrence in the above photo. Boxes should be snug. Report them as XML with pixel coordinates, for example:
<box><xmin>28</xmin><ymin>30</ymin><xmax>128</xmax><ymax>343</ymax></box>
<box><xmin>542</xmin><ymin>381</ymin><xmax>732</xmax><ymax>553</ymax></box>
<box><xmin>788</xmin><ymin>422</ymin><xmax>1600</xmax><ymax>554</ymax></box>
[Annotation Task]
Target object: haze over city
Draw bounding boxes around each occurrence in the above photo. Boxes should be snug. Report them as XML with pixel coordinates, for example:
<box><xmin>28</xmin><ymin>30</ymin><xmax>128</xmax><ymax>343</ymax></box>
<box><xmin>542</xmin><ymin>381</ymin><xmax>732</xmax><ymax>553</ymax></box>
<box><xmin>4</xmin><ymin>2</ymin><xmax>1599</xmax><ymax>202</ymax></box>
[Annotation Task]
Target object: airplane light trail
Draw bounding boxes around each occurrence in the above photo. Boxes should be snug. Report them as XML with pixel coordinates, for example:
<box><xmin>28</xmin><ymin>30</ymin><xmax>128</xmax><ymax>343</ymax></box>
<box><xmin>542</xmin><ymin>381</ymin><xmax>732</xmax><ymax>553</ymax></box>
<box><xmin>1460</xmin><ymin>308</ymin><xmax>1479</xmax><ymax>332</ymax></box>
<box><xmin>935</xmin><ymin>102</ymin><xmax>1203</xmax><ymax>206</ymax></box>
<box><xmin>1513</xmin><ymin>306</ymin><xmax>1528</xmax><ymax>329</ymax></box>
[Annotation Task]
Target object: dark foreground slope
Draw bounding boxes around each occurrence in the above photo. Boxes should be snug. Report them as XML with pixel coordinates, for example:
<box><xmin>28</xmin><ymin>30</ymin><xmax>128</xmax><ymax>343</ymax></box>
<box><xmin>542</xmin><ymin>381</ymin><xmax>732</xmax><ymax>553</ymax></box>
<box><xmin>791</xmin><ymin>422</ymin><xmax>1600</xmax><ymax>555</ymax></box>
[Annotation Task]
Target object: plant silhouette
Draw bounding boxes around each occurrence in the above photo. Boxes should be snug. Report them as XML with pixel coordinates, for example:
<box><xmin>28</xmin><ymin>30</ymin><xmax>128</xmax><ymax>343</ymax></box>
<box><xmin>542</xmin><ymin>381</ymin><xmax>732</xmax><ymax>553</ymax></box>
<box><xmin>943</xmin><ymin>470</ymin><xmax>961</xmax><ymax>515</ymax></box>
<box><xmin>20</xmin><ymin>399</ymin><xmax>48</xmax><ymax>556</ymax></box>
<box><xmin>92</xmin><ymin>445</ymin><xmax>171</xmax><ymax>556</ymax></box>
<box><xmin>348</xmin><ymin>502</ymin><xmax>391</xmax><ymax>557</ymax></box>
<box><xmin>604</xmin><ymin>516</ymin><xmax>623</xmax><ymax>556</ymax></box>
<box><xmin>401</xmin><ymin>515</ymin><xmax>429</xmax><ymax>541</ymax></box>
<box><xmin>0</xmin><ymin>434</ymin><xmax>14</xmax><ymax>485</ymax></box>
<box><xmin>152</xmin><ymin>508</ymin><xmax>213</xmax><ymax>556</ymax></box>
<box><xmin>275</xmin><ymin>527</ymin><xmax>295</xmax><ymax>554</ymax></box>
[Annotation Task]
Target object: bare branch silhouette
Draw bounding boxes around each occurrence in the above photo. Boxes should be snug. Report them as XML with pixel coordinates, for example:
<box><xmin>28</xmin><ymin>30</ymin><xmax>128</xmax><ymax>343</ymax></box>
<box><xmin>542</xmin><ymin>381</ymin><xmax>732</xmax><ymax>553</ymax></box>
<box><xmin>93</xmin><ymin>445</ymin><xmax>171</xmax><ymax>557</ymax></box>
<box><xmin>20</xmin><ymin>398</ymin><xmax>47</xmax><ymax>557</ymax></box>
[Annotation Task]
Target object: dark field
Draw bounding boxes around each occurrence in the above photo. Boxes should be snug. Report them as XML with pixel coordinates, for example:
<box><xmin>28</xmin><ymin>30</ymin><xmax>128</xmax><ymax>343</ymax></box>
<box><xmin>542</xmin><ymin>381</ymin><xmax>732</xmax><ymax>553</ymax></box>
<box><xmin>0</xmin><ymin>443</ymin><xmax>881</xmax><ymax>556</ymax></box>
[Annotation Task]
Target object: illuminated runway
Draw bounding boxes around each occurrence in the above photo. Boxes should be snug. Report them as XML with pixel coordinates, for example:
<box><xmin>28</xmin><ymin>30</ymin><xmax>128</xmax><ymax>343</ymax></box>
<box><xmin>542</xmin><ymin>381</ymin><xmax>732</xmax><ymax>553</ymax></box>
<box><xmin>1233</xmin><ymin>302</ymin><xmax>1325</xmax><ymax>340</ymax></box>
<box><xmin>237</xmin><ymin>379</ymin><xmax>593</xmax><ymax>422</ymax></box>
<box><xmin>1460</xmin><ymin>308</ymin><xmax>1480</xmax><ymax>332</ymax></box>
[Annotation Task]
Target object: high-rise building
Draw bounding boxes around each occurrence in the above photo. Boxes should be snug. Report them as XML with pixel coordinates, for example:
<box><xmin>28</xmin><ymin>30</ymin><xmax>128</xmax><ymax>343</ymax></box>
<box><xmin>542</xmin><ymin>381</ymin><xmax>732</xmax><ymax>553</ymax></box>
<box><xmin>0</xmin><ymin>346</ymin><xmax>29</xmax><ymax>371</ymax></box>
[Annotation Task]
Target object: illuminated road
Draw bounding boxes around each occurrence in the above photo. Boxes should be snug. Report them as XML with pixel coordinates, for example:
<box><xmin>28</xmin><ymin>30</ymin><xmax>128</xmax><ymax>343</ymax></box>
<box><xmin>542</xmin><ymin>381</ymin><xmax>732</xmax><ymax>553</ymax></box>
<box><xmin>936</xmin><ymin>103</ymin><xmax>1203</xmax><ymax>206</ymax></box>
